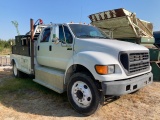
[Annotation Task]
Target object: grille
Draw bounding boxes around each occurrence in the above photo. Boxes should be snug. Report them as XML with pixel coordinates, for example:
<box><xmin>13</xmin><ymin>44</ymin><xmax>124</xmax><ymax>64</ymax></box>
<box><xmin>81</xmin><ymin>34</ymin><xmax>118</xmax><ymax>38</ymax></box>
<box><xmin>120</xmin><ymin>52</ymin><xmax>150</xmax><ymax>75</ymax></box>
<box><xmin>129</xmin><ymin>53</ymin><xmax>149</xmax><ymax>62</ymax></box>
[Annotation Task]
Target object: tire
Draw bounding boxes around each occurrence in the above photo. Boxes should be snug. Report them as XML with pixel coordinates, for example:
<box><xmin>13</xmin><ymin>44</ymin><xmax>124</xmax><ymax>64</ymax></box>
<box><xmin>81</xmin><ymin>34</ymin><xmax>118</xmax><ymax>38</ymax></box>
<box><xmin>67</xmin><ymin>73</ymin><xmax>102</xmax><ymax>115</ymax></box>
<box><xmin>13</xmin><ymin>62</ymin><xmax>22</xmax><ymax>78</ymax></box>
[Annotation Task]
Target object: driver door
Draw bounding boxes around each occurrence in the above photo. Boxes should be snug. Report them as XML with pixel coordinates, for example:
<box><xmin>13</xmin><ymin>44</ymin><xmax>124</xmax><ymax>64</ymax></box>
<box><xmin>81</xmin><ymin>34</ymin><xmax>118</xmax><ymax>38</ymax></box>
<box><xmin>50</xmin><ymin>25</ymin><xmax>74</xmax><ymax>70</ymax></box>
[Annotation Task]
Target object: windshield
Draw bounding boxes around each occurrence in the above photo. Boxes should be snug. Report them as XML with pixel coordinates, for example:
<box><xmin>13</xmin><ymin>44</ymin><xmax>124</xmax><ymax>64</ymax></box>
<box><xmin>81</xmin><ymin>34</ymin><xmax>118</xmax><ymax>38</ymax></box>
<box><xmin>69</xmin><ymin>24</ymin><xmax>110</xmax><ymax>39</ymax></box>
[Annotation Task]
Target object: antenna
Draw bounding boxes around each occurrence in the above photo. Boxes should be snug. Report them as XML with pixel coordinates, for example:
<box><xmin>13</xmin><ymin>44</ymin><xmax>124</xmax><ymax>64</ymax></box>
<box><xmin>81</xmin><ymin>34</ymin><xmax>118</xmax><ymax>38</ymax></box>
<box><xmin>80</xmin><ymin>6</ymin><xmax>82</xmax><ymax>23</ymax></box>
<box><xmin>11</xmin><ymin>21</ymin><xmax>20</xmax><ymax>35</ymax></box>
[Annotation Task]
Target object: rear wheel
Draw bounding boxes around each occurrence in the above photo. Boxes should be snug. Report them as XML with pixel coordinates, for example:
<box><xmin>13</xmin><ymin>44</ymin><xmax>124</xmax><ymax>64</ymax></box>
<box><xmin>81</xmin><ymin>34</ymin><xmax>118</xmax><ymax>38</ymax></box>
<box><xmin>67</xmin><ymin>73</ymin><xmax>102</xmax><ymax>115</ymax></box>
<box><xmin>13</xmin><ymin>62</ymin><xmax>22</xmax><ymax>78</ymax></box>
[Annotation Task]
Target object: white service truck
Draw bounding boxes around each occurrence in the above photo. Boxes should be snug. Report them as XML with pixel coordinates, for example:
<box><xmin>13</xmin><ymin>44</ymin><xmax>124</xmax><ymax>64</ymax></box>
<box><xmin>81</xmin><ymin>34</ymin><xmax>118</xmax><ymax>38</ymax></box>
<box><xmin>11</xmin><ymin>19</ymin><xmax>153</xmax><ymax>115</ymax></box>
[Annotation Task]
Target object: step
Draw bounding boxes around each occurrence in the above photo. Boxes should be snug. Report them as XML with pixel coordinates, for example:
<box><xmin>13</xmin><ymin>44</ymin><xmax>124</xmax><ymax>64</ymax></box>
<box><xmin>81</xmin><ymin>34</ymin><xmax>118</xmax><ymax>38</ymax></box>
<box><xmin>34</xmin><ymin>66</ymin><xmax>65</xmax><ymax>93</ymax></box>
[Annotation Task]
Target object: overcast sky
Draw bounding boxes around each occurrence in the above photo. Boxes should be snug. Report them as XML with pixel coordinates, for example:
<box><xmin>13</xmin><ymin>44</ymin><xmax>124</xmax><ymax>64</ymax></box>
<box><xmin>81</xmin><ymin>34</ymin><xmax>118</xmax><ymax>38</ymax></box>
<box><xmin>1</xmin><ymin>0</ymin><xmax>160</xmax><ymax>40</ymax></box>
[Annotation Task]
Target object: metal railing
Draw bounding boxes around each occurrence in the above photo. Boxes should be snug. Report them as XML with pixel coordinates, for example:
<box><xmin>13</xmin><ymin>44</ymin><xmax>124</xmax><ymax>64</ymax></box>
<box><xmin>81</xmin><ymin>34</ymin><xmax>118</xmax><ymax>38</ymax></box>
<box><xmin>0</xmin><ymin>56</ymin><xmax>11</xmax><ymax>66</ymax></box>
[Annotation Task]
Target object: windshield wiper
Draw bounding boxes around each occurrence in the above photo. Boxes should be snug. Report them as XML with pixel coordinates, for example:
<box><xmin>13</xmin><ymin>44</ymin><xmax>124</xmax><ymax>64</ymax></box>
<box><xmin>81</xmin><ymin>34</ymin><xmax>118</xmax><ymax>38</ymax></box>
<box><xmin>78</xmin><ymin>35</ymin><xmax>94</xmax><ymax>38</ymax></box>
<box><xmin>78</xmin><ymin>35</ymin><xmax>109</xmax><ymax>39</ymax></box>
<box><xmin>91</xmin><ymin>36</ymin><xmax>109</xmax><ymax>39</ymax></box>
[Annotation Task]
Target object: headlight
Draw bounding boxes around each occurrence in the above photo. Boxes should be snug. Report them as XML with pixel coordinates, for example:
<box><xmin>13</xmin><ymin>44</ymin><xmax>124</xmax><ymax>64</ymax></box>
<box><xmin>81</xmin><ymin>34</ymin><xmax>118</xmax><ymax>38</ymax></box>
<box><xmin>95</xmin><ymin>65</ymin><xmax>115</xmax><ymax>75</ymax></box>
<box><xmin>108</xmin><ymin>65</ymin><xmax>115</xmax><ymax>74</ymax></box>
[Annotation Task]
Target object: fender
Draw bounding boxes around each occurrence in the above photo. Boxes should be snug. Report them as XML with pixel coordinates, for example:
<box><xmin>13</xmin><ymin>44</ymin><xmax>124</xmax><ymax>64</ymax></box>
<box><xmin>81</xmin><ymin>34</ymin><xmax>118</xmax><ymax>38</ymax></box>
<box><xmin>10</xmin><ymin>54</ymin><xmax>19</xmax><ymax>69</ymax></box>
<box><xmin>64</xmin><ymin>51</ymin><xmax>122</xmax><ymax>83</ymax></box>
<box><xmin>10</xmin><ymin>54</ymin><xmax>32</xmax><ymax>74</ymax></box>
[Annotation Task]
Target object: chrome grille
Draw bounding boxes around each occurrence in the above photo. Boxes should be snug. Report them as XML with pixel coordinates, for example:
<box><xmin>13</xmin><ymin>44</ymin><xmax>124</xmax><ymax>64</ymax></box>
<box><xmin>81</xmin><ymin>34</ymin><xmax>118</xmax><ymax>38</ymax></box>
<box><xmin>129</xmin><ymin>53</ymin><xmax>149</xmax><ymax>62</ymax></box>
<box><xmin>120</xmin><ymin>52</ymin><xmax>150</xmax><ymax>75</ymax></box>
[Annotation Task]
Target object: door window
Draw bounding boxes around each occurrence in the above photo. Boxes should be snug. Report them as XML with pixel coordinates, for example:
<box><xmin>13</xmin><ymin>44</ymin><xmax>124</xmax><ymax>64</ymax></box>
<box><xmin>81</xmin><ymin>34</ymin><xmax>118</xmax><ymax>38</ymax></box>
<box><xmin>59</xmin><ymin>25</ymin><xmax>73</xmax><ymax>44</ymax></box>
<box><xmin>40</xmin><ymin>28</ymin><xmax>51</xmax><ymax>42</ymax></box>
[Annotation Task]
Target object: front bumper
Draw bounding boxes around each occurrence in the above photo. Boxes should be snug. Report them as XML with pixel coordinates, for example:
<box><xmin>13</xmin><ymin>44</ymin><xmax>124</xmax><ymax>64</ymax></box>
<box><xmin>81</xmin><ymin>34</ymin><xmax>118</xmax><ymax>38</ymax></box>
<box><xmin>101</xmin><ymin>72</ymin><xmax>153</xmax><ymax>96</ymax></box>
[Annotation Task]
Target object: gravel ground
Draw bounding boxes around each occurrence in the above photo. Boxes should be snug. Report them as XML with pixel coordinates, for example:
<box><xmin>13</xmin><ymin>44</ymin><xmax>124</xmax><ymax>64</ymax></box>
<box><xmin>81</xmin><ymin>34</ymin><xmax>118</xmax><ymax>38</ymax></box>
<box><xmin>0</xmin><ymin>68</ymin><xmax>160</xmax><ymax>120</ymax></box>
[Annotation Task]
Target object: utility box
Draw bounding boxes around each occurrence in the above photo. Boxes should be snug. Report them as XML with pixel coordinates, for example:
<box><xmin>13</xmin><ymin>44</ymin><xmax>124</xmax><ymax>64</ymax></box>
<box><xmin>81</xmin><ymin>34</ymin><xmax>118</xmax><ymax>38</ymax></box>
<box><xmin>15</xmin><ymin>35</ymin><xmax>23</xmax><ymax>46</ymax></box>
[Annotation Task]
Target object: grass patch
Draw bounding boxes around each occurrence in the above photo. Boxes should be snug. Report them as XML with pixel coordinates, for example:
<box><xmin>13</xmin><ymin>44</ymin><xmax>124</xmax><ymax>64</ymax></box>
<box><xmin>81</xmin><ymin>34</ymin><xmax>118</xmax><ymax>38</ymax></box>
<box><xmin>0</xmin><ymin>78</ymin><xmax>52</xmax><ymax>93</ymax></box>
<box><xmin>0</xmin><ymin>76</ymin><xmax>71</xmax><ymax>117</ymax></box>
<box><xmin>0</xmin><ymin>77</ymin><xmax>68</xmax><ymax>102</ymax></box>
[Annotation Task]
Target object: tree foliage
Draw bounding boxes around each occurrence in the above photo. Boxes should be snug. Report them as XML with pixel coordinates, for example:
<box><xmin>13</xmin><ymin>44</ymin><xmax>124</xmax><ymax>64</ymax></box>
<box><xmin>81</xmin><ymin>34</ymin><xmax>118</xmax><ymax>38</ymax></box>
<box><xmin>0</xmin><ymin>39</ymin><xmax>15</xmax><ymax>52</ymax></box>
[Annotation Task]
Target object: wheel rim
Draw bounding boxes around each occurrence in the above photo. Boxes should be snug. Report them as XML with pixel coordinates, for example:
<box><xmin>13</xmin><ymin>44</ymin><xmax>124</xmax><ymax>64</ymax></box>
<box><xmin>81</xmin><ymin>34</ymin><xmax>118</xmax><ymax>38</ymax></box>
<box><xmin>71</xmin><ymin>81</ymin><xmax>92</xmax><ymax>108</ymax></box>
<box><xmin>13</xmin><ymin>64</ymin><xmax>17</xmax><ymax>76</ymax></box>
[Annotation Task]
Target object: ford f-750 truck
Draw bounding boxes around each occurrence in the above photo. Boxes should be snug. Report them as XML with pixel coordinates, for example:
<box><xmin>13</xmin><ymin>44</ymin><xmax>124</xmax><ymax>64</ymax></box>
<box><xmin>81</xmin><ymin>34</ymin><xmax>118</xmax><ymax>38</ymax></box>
<box><xmin>10</xmin><ymin>19</ymin><xmax>153</xmax><ymax>115</ymax></box>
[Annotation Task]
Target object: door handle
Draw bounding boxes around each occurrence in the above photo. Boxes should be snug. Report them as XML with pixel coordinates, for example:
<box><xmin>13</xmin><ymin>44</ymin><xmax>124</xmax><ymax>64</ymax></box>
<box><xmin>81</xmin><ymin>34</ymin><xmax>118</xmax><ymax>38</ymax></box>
<box><xmin>49</xmin><ymin>45</ymin><xmax>52</xmax><ymax>51</ymax></box>
<box><xmin>67</xmin><ymin>48</ymin><xmax>72</xmax><ymax>50</ymax></box>
<box><xmin>38</xmin><ymin>46</ymin><xmax>40</xmax><ymax>51</ymax></box>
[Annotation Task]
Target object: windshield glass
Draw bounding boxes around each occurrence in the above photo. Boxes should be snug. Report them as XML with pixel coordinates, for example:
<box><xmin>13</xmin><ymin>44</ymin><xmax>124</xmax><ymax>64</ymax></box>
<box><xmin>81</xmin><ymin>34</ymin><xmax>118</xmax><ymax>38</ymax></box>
<box><xmin>69</xmin><ymin>24</ymin><xmax>110</xmax><ymax>39</ymax></box>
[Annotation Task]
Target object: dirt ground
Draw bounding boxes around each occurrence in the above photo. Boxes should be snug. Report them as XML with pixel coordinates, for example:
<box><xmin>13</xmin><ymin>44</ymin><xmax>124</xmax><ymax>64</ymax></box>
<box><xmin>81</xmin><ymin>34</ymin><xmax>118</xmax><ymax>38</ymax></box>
<box><xmin>0</xmin><ymin>67</ymin><xmax>160</xmax><ymax>120</ymax></box>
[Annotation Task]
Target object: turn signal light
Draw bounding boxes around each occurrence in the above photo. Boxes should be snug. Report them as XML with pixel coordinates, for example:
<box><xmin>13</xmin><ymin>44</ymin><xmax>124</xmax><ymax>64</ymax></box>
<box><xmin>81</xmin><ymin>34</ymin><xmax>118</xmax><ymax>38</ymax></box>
<box><xmin>95</xmin><ymin>65</ymin><xmax>108</xmax><ymax>75</ymax></box>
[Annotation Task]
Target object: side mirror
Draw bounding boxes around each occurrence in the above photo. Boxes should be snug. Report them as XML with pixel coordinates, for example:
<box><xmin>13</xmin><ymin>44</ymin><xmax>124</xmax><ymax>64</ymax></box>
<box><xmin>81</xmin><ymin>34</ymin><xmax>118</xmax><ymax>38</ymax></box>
<box><xmin>52</xmin><ymin>38</ymin><xmax>66</xmax><ymax>44</ymax></box>
<box><xmin>52</xmin><ymin>34</ymin><xmax>59</xmax><ymax>44</ymax></box>
<box><xmin>52</xmin><ymin>34</ymin><xmax>67</xmax><ymax>45</ymax></box>
<box><xmin>52</xmin><ymin>38</ymin><xmax>59</xmax><ymax>44</ymax></box>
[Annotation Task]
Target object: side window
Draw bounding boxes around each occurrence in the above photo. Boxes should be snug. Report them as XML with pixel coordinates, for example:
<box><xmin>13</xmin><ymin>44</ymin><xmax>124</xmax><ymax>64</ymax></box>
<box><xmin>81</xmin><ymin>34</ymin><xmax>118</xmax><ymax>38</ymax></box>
<box><xmin>40</xmin><ymin>28</ymin><xmax>51</xmax><ymax>42</ymax></box>
<box><xmin>59</xmin><ymin>25</ymin><xmax>73</xmax><ymax>44</ymax></box>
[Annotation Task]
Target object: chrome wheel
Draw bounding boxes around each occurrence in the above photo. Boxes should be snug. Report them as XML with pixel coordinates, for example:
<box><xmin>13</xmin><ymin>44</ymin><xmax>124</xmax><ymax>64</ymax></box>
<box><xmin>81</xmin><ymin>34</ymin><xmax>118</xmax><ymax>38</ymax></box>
<box><xmin>13</xmin><ymin>63</ymin><xmax>17</xmax><ymax>76</ymax></box>
<box><xmin>71</xmin><ymin>81</ymin><xmax>92</xmax><ymax>108</ymax></box>
<box><xmin>68</xmin><ymin>73</ymin><xmax>102</xmax><ymax>115</ymax></box>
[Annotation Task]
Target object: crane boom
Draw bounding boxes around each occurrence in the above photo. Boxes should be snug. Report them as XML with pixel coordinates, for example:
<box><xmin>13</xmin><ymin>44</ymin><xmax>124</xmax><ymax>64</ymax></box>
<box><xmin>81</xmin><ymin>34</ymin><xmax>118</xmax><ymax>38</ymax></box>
<box><xmin>11</xmin><ymin>21</ymin><xmax>20</xmax><ymax>35</ymax></box>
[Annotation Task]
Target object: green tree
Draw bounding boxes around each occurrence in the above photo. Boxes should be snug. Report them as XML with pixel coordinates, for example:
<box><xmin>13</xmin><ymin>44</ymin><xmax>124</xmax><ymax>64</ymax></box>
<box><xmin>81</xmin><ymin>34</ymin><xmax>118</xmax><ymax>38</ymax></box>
<box><xmin>0</xmin><ymin>39</ymin><xmax>15</xmax><ymax>52</ymax></box>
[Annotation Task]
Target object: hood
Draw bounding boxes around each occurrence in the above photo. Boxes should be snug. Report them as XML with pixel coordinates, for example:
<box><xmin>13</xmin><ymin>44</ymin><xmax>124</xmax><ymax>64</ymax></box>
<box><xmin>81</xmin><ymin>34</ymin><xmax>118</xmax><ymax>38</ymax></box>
<box><xmin>75</xmin><ymin>38</ymin><xmax>148</xmax><ymax>54</ymax></box>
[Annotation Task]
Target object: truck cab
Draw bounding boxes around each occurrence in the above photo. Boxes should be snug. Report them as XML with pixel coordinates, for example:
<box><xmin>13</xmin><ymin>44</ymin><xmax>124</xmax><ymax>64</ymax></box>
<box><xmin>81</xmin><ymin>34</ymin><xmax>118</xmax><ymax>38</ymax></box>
<box><xmin>11</xmin><ymin>21</ymin><xmax>153</xmax><ymax>115</ymax></box>
<box><xmin>37</xmin><ymin>24</ymin><xmax>74</xmax><ymax>69</ymax></box>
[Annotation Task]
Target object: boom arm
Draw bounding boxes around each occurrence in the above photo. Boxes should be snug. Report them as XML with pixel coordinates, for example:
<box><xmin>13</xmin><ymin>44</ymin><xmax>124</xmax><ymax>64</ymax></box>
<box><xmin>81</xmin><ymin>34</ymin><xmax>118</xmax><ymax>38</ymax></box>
<box><xmin>11</xmin><ymin>21</ymin><xmax>20</xmax><ymax>35</ymax></box>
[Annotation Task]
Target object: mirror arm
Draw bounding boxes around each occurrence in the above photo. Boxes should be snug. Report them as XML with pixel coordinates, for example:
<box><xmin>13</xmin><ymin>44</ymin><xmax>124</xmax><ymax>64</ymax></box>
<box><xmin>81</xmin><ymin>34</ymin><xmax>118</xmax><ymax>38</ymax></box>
<box><xmin>52</xmin><ymin>39</ymin><xmax>67</xmax><ymax>44</ymax></box>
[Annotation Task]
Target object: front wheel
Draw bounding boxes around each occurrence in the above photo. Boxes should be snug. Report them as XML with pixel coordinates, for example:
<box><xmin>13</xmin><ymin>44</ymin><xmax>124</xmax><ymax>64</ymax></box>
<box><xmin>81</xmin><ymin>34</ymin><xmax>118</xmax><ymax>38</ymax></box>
<box><xmin>67</xmin><ymin>73</ymin><xmax>102</xmax><ymax>115</ymax></box>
